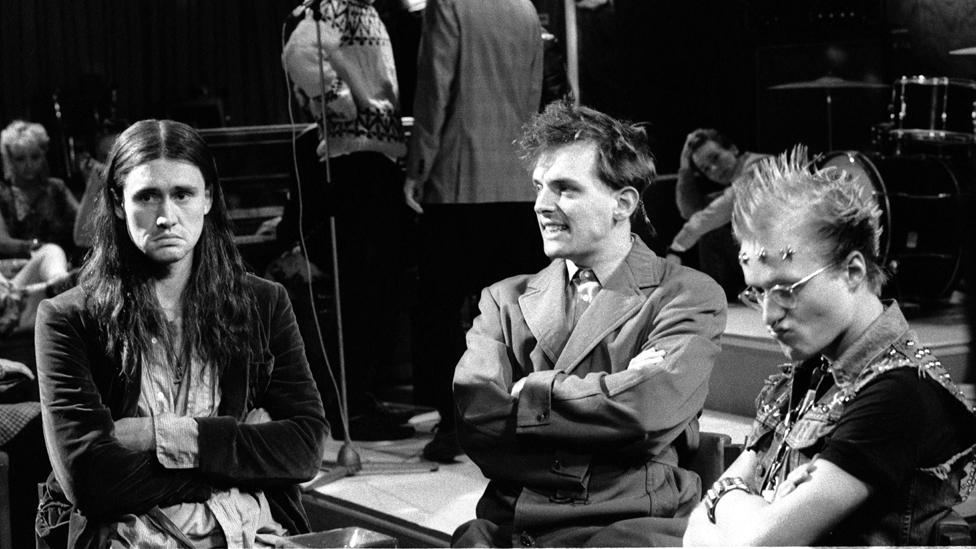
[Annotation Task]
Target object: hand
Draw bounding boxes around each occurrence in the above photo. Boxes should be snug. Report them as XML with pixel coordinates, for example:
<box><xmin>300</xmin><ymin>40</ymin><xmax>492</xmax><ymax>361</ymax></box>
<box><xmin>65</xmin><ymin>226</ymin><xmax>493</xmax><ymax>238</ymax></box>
<box><xmin>627</xmin><ymin>347</ymin><xmax>665</xmax><ymax>370</ymax></box>
<box><xmin>680</xmin><ymin>131</ymin><xmax>697</xmax><ymax>170</ymax></box>
<box><xmin>680</xmin><ymin>128</ymin><xmax>709</xmax><ymax>170</ymax></box>
<box><xmin>0</xmin><ymin>358</ymin><xmax>33</xmax><ymax>380</ymax></box>
<box><xmin>114</xmin><ymin>417</ymin><xmax>156</xmax><ymax>452</ymax></box>
<box><xmin>511</xmin><ymin>377</ymin><xmax>527</xmax><ymax>398</ymax></box>
<box><xmin>244</xmin><ymin>407</ymin><xmax>272</xmax><ymax>425</ymax></box>
<box><xmin>665</xmin><ymin>253</ymin><xmax>682</xmax><ymax>266</ymax></box>
<box><xmin>403</xmin><ymin>177</ymin><xmax>424</xmax><ymax>214</ymax></box>
<box><xmin>774</xmin><ymin>459</ymin><xmax>817</xmax><ymax>501</ymax></box>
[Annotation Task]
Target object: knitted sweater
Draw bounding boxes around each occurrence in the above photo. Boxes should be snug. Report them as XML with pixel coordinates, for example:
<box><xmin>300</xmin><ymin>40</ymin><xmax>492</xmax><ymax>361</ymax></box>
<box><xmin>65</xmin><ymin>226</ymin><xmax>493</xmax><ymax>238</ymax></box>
<box><xmin>283</xmin><ymin>0</ymin><xmax>405</xmax><ymax>160</ymax></box>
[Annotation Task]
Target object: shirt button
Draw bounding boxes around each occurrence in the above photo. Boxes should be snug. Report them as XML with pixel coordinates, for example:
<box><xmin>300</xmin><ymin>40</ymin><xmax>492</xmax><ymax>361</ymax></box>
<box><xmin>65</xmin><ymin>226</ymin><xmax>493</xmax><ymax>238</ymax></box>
<box><xmin>536</xmin><ymin>412</ymin><xmax>548</xmax><ymax>421</ymax></box>
<box><xmin>552</xmin><ymin>459</ymin><xmax>561</xmax><ymax>471</ymax></box>
<box><xmin>519</xmin><ymin>532</ymin><xmax>535</xmax><ymax>547</ymax></box>
<box><xmin>151</xmin><ymin>337</ymin><xmax>158</xmax><ymax>344</ymax></box>
<box><xmin>157</xmin><ymin>391</ymin><xmax>165</xmax><ymax>401</ymax></box>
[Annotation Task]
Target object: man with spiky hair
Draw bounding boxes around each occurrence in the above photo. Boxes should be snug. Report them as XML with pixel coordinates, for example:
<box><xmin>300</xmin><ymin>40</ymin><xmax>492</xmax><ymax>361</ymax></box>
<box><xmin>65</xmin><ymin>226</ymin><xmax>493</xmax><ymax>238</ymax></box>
<box><xmin>684</xmin><ymin>147</ymin><xmax>976</xmax><ymax>546</ymax></box>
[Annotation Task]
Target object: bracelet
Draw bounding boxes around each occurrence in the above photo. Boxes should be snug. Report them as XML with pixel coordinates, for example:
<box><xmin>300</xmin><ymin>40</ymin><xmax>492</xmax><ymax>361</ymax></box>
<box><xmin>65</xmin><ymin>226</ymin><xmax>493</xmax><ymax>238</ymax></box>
<box><xmin>667</xmin><ymin>246</ymin><xmax>686</xmax><ymax>257</ymax></box>
<box><xmin>704</xmin><ymin>476</ymin><xmax>753</xmax><ymax>523</ymax></box>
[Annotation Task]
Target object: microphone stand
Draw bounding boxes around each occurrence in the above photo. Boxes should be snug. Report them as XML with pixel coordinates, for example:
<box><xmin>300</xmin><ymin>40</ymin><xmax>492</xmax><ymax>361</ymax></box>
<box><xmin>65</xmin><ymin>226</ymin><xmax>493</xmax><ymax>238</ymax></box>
<box><xmin>297</xmin><ymin>4</ymin><xmax>437</xmax><ymax>488</ymax></box>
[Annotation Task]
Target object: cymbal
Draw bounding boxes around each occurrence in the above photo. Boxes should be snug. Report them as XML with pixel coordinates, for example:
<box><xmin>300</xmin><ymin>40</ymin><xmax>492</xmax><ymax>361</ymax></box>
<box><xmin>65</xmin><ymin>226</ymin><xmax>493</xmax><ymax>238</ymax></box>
<box><xmin>950</xmin><ymin>46</ymin><xmax>976</xmax><ymax>55</ymax></box>
<box><xmin>769</xmin><ymin>76</ymin><xmax>889</xmax><ymax>90</ymax></box>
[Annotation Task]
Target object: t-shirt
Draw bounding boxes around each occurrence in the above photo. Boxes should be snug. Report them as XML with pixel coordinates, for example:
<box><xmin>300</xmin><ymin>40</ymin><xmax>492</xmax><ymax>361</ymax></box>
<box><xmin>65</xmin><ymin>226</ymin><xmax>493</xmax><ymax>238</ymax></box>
<box><xmin>819</xmin><ymin>368</ymin><xmax>976</xmax><ymax>495</ymax></box>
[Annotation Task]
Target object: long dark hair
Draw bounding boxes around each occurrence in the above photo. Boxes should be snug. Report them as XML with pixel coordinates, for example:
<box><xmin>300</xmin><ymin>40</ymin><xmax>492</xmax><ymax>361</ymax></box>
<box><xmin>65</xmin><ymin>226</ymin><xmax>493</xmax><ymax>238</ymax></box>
<box><xmin>80</xmin><ymin>119</ymin><xmax>257</xmax><ymax>378</ymax></box>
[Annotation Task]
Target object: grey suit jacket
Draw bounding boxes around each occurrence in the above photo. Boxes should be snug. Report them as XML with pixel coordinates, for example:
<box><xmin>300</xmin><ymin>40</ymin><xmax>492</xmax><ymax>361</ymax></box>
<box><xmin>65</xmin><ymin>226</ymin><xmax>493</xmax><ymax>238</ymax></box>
<box><xmin>406</xmin><ymin>0</ymin><xmax>543</xmax><ymax>204</ymax></box>
<box><xmin>454</xmin><ymin>238</ymin><xmax>728</xmax><ymax>542</ymax></box>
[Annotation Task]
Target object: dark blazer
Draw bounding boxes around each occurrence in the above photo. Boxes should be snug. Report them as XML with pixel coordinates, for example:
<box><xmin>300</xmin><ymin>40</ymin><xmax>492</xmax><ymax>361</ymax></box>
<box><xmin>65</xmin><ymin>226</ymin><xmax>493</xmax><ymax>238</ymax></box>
<box><xmin>454</xmin><ymin>238</ymin><xmax>727</xmax><ymax>546</ymax></box>
<box><xmin>35</xmin><ymin>274</ymin><xmax>327</xmax><ymax>547</ymax></box>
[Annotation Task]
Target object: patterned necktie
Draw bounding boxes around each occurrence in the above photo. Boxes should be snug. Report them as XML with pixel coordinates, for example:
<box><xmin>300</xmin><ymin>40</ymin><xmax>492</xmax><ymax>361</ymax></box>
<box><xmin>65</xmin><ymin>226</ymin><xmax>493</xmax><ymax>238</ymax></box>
<box><xmin>572</xmin><ymin>268</ymin><xmax>601</xmax><ymax>328</ymax></box>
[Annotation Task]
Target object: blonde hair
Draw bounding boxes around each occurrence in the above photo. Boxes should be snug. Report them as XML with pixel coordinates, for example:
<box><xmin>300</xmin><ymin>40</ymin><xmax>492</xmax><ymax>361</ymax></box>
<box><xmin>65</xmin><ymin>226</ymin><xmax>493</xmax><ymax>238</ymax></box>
<box><xmin>732</xmin><ymin>145</ymin><xmax>887</xmax><ymax>293</ymax></box>
<box><xmin>1</xmin><ymin>120</ymin><xmax>50</xmax><ymax>180</ymax></box>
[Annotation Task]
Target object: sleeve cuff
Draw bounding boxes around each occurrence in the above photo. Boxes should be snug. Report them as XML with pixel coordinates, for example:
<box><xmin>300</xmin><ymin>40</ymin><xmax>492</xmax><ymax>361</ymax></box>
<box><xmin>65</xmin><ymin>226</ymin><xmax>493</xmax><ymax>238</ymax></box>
<box><xmin>516</xmin><ymin>370</ymin><xmax>559</xmax><ymax>432</ymax></box>
<box><xmin>154</xmin><ymin>414</ymin><xmax>200</xmax><ymax>469</ymax></box>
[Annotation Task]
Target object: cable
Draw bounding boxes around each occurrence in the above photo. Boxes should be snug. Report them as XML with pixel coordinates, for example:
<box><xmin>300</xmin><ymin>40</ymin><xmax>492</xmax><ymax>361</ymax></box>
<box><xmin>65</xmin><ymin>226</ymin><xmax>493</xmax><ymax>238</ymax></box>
<box><xmin>280</xmin><ymin>18</ymin><xmax>350</xmax><ymax>441</ymax></box>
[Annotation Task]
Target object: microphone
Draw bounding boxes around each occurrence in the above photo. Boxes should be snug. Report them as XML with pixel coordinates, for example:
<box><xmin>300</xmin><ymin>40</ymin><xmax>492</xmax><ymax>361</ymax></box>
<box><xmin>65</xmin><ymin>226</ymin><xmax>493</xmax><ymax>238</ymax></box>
<box><xmin>290</xmin><ymin>0</ymin><xmax>316</xmax><ymax>18</ymax></box>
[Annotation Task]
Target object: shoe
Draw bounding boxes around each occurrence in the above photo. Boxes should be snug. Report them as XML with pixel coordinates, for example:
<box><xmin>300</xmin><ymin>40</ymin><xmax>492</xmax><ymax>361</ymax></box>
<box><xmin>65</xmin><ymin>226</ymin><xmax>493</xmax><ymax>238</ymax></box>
<box><xmin>422</xmin><ymin>428</ymin><xmax>463</xmax><ymax>463</ymax></box>
<box><xmin>330</xmin><ymin>412</ymin><xmax>416</xmax><ymax>442</ymax></box>
<box><xmin>372</xmin><ymin>400</ymin><xmax>427</xmax><ymax>425</ymax></box>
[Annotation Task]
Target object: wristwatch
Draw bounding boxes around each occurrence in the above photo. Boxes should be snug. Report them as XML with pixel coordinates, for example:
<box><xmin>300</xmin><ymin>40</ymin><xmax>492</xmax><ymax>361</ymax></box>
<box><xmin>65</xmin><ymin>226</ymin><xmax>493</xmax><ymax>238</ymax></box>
<box><xmin>704</xmin><ymin>476</ymin><xmax>753</xmax><ymax>523</ymax></box>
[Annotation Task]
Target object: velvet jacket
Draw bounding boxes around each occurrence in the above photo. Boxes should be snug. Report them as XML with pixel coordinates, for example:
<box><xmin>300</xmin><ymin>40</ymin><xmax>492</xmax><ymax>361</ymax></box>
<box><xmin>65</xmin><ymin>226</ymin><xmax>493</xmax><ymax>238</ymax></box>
<box><xmin>453</xmin><ymin>238</ymin><xmax>727</xmax><ymax>546</ymax></box>
<box><xmin>34</xmin><ymin>274</ymin><xmax>328</xmax><ymax>548</ymax></box>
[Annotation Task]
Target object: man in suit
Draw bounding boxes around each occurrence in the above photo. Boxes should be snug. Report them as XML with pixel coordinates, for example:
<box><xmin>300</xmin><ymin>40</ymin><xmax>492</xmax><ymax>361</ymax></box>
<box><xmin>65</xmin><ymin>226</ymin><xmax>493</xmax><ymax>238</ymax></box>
<box><xmin>404</xmin><ymin>0</ymin><xmax>547</xmax><ymax>462</ymax></box>
<box><xmin>451</xmin><ymin>101</ymin><xmax>728</xmax><ymax>547</ymax></box>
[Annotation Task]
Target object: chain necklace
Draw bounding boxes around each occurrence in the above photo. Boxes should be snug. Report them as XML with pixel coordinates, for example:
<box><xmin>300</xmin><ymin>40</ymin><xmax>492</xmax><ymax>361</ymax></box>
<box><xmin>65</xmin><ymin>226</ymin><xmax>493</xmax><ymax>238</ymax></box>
<box><xmin>162</xmin><ymin>317</ymin><xmax>188</xmax><ymax>386</ymax></box>
<box><xmin>760</xmin><ymin>357</ymin><xmax>830</xmax><ymax>498</ymax></box>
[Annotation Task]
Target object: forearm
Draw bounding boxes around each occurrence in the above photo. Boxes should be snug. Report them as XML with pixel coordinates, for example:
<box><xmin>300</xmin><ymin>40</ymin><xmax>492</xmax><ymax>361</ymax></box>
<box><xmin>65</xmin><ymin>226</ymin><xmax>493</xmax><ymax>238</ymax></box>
<box><xmin>671</xmin><ymin>190</ymin><xmax>734</xmax><ymax>251</ymax></box>
<box><xmin>0</xmin><ymin>237</ymin><xmax>33</xmax><ymax>257</ymax></box>
<box><xmin>196</xmin><ymin>284</ymin><xmax>327</xmax><ymax>486</ymax></box>
<box><xmin>48</xmin><ymin>436</ymin><xmax>211</xmax><ymax>518</ymax></box>
<box><xmin>516</xmin><ymin>332</ymin><xmax>719</xmax><ymax>448</ymax></box>
<box><xmin>685</xmin><ymin>490</ymin><xmax>773</xmax><ymax>546</ymax></box>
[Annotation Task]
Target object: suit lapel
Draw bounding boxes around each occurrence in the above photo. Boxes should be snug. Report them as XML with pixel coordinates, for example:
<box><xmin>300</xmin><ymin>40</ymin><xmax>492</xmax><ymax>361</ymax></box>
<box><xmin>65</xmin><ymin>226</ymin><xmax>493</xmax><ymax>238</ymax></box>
<box><xmin>519</xmin><ymin>260</ymin><xmax>572</xmax><ymax>367</ymax></box>
<box><xmin>554</xmin><ymin>239</ymin><xmax>666</xmax><ymax>374</ymax></box>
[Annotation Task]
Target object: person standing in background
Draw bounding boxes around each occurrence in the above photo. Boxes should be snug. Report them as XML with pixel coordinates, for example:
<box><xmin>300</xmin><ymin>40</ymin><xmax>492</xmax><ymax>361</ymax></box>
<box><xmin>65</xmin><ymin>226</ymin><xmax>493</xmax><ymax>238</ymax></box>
<box><xmin>404</xmin><ymin>0</ymin><xmax>547</xmax><ymax>463</ymax></box>
<box><xmin>282</xmin><ymin>0</ymin><xmax>413</xmax><ymax>441</ymax></box>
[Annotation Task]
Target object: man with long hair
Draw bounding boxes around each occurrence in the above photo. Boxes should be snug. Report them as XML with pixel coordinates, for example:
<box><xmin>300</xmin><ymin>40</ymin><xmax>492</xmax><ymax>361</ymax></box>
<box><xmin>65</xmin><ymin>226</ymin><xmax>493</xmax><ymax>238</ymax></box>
<box><xmin>683</xmin><ymin>147</ymin><xmax>976</xmax><ymax>545</ymax></box>
<box><xmin>35</xmin><ymin>120</ymin><xmax>327</xmax><ymax>547</ymax></box>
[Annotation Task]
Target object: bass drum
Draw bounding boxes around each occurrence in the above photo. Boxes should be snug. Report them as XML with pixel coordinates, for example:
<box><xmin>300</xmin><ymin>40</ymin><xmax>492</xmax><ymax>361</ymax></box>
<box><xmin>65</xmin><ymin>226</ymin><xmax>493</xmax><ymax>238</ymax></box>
<box><xmin>819</xmin><ymin>151</ymin><xmax>966</xmax><ymax>302</ymax></box>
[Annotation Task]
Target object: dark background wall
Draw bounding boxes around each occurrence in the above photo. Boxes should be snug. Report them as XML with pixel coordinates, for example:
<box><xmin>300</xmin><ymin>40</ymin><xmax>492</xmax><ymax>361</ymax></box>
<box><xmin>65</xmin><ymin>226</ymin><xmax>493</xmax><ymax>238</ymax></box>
<box><xmin>0</xmin><ymin>0</ymin><xmax>300</xmax><ymax>132</ymax></box>
<box><xmin>2</xmin><ymin>0</ymin><xmax>974</xmax><ymax>174</ymax></box>
<box><xmin>558</xmin><ymin>0</ymin><xmax>976</xmax><ymax>171</ymax></box>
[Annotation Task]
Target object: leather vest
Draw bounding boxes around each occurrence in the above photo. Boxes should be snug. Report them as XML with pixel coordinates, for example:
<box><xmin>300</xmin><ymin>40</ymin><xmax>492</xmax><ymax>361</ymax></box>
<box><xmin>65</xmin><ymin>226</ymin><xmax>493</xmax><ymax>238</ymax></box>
<box><xmin>747</xmin><ymin>321</ymin><xmax>976</xmax><ymax>545</ymax></box>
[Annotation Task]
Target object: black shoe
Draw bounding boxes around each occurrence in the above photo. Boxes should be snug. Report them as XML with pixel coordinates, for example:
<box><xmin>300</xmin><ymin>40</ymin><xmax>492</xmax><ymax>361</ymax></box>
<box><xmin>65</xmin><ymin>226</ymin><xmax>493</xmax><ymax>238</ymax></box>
<box><xmin>331</xmin><ymin>413</ymin><xmax>416</xmax><ymax>442</ymax></box>
<box><xmin>422</xmin><ymin>428</ymin><xmax>463</xmax><ymax>463</ymax></box>
<box><xmin>370</xmin><ymin>399</ymin><xmax>419</xmax><ymax>425</ymax></box>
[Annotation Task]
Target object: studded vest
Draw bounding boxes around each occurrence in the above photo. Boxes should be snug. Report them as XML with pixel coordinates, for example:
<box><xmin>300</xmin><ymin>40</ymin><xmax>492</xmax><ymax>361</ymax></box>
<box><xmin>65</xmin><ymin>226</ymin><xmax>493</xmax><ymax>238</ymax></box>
<box><xmin>746</xmin><ymin>303</ymin><xmax>976</xmax><ymax>545</ymax></box>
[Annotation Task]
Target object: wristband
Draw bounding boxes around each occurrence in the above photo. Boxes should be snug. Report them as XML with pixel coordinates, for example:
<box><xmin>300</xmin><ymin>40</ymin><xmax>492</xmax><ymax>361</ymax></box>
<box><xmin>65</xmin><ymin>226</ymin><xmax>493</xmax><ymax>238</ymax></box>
<box><xmin>704</xmin><ymin>476</ymin><xmax>753</xmax><ymax>523</ymax></box>
<box><xmin>667</xmin><ymin>246</ymin><xmax>686</xmax><ymax>257</ymax></box>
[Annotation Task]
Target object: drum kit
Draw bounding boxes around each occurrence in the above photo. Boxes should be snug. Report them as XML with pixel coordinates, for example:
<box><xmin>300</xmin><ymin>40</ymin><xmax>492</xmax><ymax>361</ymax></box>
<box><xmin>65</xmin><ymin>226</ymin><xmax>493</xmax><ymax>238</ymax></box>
<box><xmin>770</xmin><ymin>48</ymin><xmax>976</xmax><ymax>304</ymax></box>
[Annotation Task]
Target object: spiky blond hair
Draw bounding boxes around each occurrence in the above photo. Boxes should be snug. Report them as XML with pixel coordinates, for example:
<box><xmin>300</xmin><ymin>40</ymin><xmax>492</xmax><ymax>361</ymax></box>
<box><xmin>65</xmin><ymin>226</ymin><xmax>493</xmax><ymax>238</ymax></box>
<box><xmin>731</xmin><ymin>145</ymin><xmax>887</xmax><ymax>293</ymax></box>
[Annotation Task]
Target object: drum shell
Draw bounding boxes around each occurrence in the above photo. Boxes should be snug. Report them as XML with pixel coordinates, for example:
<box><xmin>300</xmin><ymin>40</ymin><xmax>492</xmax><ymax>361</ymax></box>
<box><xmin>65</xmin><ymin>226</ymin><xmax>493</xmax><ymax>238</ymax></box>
<box><xmin>819</xmin><ymin>151</ymin><xmax>969</xmax><ymax>302</ymax></box>
<box><xmin>890</xmin><ymin>76</ymin><xmax>976</xmax><ymax>143</ymax></box>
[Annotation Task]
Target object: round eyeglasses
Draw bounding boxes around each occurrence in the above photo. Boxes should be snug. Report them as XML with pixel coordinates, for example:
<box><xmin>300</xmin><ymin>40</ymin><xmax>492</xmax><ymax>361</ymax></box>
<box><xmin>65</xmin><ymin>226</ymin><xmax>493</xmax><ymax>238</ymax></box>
<box><xmin>738</xmin><ymin>263</ymin><xmax>836</xmax><ymax>311</ymax></box>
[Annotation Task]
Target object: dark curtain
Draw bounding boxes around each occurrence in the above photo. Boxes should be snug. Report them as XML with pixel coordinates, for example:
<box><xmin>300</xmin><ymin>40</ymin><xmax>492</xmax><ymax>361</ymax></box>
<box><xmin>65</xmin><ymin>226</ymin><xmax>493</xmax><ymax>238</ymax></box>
<box><xmin>0</xmin><ymin>0</ymin><xmax>298</xmax><ymax>136</ymax></box>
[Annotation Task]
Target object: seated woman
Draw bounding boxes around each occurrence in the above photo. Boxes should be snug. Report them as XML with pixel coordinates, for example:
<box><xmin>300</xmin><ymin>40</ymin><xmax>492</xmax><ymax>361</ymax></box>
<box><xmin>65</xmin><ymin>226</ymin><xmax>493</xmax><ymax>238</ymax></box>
<box><xmin>36</xmin><ymin>119</ymin><xmax>327</xmax><ymax>547</ymax></box>
<box><xmin>0</xmin><ymin>120</ymin><xmax>79</xmax><ymax>333</ymax></box>
<box><xmin>1</xmin><ymin>120</ymin><xmax>79</xmax><ymax>254</ymax></box>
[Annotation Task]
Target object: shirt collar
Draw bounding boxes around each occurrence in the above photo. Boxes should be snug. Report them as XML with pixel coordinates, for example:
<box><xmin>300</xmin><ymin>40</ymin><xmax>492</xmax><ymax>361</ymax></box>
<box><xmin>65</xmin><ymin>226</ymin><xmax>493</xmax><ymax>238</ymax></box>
<box><xmin>826</xmin><ymin>301</ymin><xmax>910</xmax><ymax>387</ymax></box>
<box><xmin>565</xmin><ymin>236</ymin><xmax>634</xmax><ymax>285</ymax></box>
